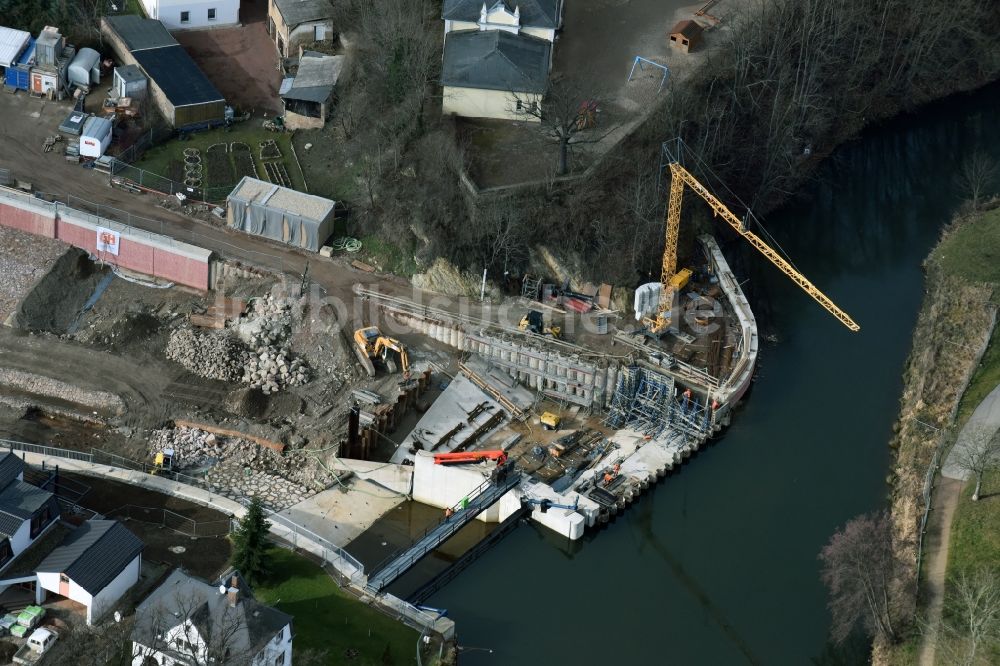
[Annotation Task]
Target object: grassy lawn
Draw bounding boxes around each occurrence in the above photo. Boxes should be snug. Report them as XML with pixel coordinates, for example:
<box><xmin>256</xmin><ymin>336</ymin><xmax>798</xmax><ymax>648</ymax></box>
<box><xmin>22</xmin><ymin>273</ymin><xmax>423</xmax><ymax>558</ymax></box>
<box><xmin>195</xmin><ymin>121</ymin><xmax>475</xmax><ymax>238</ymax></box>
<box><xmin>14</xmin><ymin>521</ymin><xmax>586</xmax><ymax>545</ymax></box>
<box><xmin>931</xmin><ymin>206</ymin><xmax>1000</xmax><ymax>287</ymax></box>
<box><xmin>357</xmin><ymin>236</ymin><xmax>419</xmax><ymax>277</ymax></box>
<box><xmin>254</xmin><ymin>547</ymin><xmax>418</xmax><ymax>666</ymax></box>
<box><xmin>135</xmin><ymin>125</ymin><xmax>306</xmax><ymax>199</ymax></box>
<box><xmin>948</xmin><ymin>469</ymin><xmax>1000</xmax><ymax>576</ymax></box>
<box><xmin>957</xmin><ymin>323</ymin><xmax>1000</xmax><ymax>424</ymax></box>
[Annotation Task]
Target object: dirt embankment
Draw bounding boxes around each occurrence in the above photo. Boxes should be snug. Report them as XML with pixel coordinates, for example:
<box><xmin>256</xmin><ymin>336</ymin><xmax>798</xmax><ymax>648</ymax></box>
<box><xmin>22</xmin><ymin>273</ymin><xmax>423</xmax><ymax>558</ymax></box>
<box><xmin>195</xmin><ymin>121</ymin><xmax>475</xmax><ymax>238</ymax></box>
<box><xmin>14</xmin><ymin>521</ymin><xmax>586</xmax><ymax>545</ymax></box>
<box><xmin>14</xmin><ymin>248</ymin><xmax>107</xmax><ymax>333</ymax></box>
<box><xmin>876</xmin><ymin>214</ymin><xmax>998</xmax><ymax>661</ymax></box>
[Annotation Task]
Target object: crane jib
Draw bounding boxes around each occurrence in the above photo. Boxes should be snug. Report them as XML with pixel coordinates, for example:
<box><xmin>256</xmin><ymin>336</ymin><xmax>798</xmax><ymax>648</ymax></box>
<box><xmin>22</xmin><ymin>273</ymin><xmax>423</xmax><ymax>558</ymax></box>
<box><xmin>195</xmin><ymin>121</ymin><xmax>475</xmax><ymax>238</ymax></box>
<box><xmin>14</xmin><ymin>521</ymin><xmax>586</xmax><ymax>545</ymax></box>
<box><xmin>667</xmin><ymin>163</ymin><xmax>860</xmax><ymax>332</ymax></box>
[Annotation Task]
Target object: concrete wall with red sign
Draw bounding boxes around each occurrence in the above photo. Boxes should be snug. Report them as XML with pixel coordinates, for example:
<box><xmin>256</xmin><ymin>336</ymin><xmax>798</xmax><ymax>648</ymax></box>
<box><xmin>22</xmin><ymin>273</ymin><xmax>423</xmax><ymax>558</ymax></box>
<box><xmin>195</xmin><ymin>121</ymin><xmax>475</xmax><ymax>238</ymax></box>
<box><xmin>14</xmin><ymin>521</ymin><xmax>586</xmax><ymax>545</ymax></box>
<box><xmin>0</xmin><ymin>188</ymin><xmax>213</xmax><ymax>290</ymax></box>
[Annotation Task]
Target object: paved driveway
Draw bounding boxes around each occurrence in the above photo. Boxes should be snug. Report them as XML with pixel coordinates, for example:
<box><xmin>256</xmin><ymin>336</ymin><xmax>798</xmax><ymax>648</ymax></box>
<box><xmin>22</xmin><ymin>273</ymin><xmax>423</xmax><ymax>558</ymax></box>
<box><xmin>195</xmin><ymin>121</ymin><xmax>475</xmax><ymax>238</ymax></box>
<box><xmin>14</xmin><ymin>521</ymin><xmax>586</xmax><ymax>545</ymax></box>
<box><xmin>943</xmin><ymin>381</ymin><xmax>1000</xmax><ymax>480</ymax></box>
<box><xmin>174</xmin><ymin>0</ymin><xmax>282</xmax><ymax>114</ymax></box>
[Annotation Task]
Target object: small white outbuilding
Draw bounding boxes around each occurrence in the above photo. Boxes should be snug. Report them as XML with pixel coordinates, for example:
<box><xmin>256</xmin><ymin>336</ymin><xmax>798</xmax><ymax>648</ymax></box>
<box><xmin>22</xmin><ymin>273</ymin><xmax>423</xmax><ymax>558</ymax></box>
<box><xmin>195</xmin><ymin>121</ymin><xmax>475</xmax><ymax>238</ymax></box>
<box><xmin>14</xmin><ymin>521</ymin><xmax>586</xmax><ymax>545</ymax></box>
<box><xmin>68</xmin><ymin>47</ymin><xmax>101</xmax><ymax>89</ymax></box>
<box><xmin>80</xmin><ymin>116</ymin><xmax>113</xmax><ymax>158</ymax></box>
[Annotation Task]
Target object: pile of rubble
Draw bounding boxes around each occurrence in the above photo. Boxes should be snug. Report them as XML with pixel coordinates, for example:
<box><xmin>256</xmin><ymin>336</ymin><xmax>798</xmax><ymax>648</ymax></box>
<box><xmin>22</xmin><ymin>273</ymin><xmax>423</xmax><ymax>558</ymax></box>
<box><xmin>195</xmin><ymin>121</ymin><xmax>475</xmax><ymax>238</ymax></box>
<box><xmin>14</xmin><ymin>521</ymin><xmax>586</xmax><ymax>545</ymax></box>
<box><xmin>150</xmin><ymin>426</ymin><xmax>328</xmax><ymax>510</ymax></box>
<box><xmin>238</xmin><ymin>295</ymin><xmax>309</xmax><ymax>394</ymax></box>
<box><xmin>166</xmin><ymin>328</ymin><xmax>249</xmax><ymax>382</ymax></box>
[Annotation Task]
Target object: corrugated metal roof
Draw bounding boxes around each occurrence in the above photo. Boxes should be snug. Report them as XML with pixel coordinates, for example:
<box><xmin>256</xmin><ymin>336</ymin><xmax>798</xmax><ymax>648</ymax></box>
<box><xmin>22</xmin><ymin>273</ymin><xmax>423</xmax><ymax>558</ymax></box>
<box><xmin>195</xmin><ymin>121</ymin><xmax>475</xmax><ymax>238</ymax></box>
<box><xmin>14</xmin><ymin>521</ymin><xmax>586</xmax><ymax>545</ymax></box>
<box><xmin>37</xmin><ymin>520</ymin><xmax>143</xmax><ymax>595</ymax></box>
<box><xmin>132</xmin><ymin>45</ymin><xmax>225</xmax><ymax>108</ymax></box>
<box><xmin>105</xmin><ymin>15</ymin><xmax>178</xmax><ymax>52</ymax></box>
<box><xmin>229</xmin><ymin>177</ymin><xmax>335</xmax><ymax>221</ymax></box>
<box><xmin>82</xmin><ymin>116</ymin><xmax>113</xmax><ymax>140</ymax></box>
<box><xmin>281</xmin><ymin>54</ymin><xmax>342</xmax><ymax>103</ymax></box>
<box><xmin>441</xmin><ymin>30</ymin><xmax>551</xmax><ymax>93</ymax></box>
<box><xmin>0</xmin><ymin>26</ymin><xmax>31</xmax><ymax>68</ymax></box>
<box><xmin>442</xmin><ymin>0</ymin><xmax>561</xmax><ymax>29</ymax></box>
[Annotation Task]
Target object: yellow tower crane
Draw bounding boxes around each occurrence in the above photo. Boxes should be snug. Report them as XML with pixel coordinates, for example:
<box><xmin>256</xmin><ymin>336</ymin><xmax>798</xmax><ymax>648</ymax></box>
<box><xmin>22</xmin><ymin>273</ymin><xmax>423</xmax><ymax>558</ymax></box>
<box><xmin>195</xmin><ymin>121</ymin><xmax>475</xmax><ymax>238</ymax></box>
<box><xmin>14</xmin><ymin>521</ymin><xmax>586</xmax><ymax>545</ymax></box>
<box><xmin>645</xmin><ymin>160</ymin><xmax>860</xmax><ymax>334</ymax></box>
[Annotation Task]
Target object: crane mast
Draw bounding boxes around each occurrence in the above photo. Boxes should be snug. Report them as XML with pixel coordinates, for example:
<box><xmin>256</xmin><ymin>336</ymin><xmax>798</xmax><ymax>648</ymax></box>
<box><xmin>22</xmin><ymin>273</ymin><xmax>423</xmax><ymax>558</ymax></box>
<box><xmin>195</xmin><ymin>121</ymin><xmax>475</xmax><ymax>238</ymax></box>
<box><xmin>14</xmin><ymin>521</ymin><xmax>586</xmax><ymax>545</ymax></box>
<box><xmin>647</xmin><ymin>161</ymin><xmax>859</xmax><ymax>333</ymax></box>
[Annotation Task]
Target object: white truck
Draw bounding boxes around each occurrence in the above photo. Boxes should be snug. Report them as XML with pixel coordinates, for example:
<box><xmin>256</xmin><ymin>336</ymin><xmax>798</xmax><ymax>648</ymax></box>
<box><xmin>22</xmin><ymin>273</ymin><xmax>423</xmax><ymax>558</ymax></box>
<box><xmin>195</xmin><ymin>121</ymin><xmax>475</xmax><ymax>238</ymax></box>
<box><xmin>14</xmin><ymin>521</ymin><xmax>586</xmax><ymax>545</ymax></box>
<box><xmin>12</xmin><ymin>627</ymin><xmax>58</xmax><ymax>665</ymax></box>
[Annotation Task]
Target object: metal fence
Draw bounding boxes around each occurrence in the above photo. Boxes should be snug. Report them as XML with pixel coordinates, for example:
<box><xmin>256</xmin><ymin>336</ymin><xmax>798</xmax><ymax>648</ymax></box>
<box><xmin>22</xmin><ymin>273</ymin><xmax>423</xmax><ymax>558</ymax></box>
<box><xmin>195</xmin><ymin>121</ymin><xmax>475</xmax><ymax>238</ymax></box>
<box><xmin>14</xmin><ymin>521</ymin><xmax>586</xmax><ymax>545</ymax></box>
<box><xmin>106</xmin><ymin>504</ymin><xmax>232</xmax><ymax>537</ymax></box>
<box><xmin>1</xmin><ymin>438</ymin><xmax>93</xmax><ymax>462</ymax></box>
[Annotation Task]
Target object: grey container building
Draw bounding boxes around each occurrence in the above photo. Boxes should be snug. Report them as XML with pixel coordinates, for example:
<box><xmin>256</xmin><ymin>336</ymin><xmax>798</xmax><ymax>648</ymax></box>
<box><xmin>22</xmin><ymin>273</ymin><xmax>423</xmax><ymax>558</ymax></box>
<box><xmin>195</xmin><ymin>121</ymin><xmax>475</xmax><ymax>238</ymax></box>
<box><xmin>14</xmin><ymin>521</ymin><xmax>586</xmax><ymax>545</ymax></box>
<box><xmin>68</xmin><ymin>47</ymin><xmax>100</xmax><ymax>89</ymax></box>
<box><xmin>226</xmin><ymin>177</ymin><xmax>336</xmax><ymax>252</ymax></box>
<box><xmin>113</xmin><ymin>64</ymin><xmax>147</xmax><ymax>99</ymax></box>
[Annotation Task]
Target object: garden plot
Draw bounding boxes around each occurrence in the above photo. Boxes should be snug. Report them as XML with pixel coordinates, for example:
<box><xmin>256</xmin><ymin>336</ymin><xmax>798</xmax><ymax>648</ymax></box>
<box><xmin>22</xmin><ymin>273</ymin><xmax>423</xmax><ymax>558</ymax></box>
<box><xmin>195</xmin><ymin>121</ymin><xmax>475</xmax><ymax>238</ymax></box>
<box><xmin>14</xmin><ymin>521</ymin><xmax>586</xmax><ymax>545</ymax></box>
<box><xmin>263</xmin><ymin>161</ymin><xmax>292</xmax><ymax>188</ymax></box>
<box><xmin>231</xmin><ymin>142</ymin><xmax>258</xmax><ymax>180</ymax></box>
<box><xmin>206</xmin><ymin>143</ymin><xmax>237</xmax><ymax>190</ymax></box>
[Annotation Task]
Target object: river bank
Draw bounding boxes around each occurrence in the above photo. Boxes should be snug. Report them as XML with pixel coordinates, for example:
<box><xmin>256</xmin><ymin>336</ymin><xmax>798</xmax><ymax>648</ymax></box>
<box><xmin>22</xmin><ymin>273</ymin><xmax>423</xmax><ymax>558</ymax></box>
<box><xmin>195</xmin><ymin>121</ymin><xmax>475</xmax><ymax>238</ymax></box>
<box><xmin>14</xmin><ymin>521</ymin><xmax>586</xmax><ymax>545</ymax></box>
<box><xmin>879</xmin><ymin>201</ymin><xmax>1000</xmax><ymax>664</ymax></box>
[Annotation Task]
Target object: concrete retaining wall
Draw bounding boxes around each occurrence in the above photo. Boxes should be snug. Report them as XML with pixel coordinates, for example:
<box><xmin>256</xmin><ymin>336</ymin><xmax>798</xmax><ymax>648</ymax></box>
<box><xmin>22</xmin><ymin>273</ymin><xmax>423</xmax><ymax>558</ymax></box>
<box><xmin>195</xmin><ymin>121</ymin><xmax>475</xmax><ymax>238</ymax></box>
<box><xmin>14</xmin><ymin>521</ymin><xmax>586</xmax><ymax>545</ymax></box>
<box><xmin>0</xmin><ymin>188</ymin><xmax>213</xmax><ymax>290</ymax></box>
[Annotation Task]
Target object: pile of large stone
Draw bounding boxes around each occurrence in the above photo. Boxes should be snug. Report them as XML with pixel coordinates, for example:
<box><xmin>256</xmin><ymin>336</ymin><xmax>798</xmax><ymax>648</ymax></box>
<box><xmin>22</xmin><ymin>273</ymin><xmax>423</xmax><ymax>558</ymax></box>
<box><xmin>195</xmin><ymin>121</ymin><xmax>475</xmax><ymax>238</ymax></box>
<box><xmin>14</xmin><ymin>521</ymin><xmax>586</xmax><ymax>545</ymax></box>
<box><xmin>150</xmin><ymin>426</ymin><xmax>323</xmax><ymax>510</ymax></box>
<box><xmin>166</xmin><ymin>328</ymin><xmax>249</xmax><ymax>382</ymax></box>
<box><xmin>238</xmin><ymin>295</ymin><xmax>309</xmax><ymax>394</ymax></box>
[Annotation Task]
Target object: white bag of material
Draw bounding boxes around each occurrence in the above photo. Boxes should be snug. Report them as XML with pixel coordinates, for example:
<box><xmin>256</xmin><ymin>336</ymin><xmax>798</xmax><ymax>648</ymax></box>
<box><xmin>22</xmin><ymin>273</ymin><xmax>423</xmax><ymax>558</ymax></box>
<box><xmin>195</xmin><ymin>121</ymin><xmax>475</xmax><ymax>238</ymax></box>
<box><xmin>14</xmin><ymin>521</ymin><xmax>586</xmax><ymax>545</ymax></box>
<box><xmin>633</xmin><ymin>282</ymin><xmax>663</xmax><ymax>321</ymax></box>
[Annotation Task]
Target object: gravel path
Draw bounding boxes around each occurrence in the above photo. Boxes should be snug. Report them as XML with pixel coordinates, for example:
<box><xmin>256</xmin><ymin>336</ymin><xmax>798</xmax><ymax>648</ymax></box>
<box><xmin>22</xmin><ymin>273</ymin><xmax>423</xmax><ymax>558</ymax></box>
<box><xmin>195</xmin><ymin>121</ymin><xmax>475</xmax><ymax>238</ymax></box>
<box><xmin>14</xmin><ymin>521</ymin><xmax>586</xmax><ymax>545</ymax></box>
<box><xmin>0</xmin><ymin>225</ymin><xmax>69</xmax><ymax>322</ymax></box>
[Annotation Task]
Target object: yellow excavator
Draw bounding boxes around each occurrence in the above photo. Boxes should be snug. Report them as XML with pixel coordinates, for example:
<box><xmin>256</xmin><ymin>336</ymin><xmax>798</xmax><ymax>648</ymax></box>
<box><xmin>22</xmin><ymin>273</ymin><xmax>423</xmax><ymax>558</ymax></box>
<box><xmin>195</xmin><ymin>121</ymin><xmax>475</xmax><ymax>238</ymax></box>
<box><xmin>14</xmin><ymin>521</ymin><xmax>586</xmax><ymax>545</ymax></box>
<box><xmin>644</xmin><ymin>148</ymin><xmax>859</xmax><ymax>334</ymax></box>
<box><xmin>353</xmin><ymin>326</ymin><xmax>410</xmax><ymax>375</ymax></box>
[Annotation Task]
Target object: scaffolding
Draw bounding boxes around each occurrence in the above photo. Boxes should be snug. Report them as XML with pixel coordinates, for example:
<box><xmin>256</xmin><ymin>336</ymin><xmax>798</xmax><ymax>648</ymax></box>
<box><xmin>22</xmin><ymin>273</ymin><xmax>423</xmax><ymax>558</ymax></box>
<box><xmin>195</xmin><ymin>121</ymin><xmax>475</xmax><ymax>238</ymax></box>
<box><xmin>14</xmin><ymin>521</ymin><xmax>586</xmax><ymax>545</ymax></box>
<box><xmin>604</xmin><ymin>366</ymin><xmax>713</xmax><ymax>438</ymax></box>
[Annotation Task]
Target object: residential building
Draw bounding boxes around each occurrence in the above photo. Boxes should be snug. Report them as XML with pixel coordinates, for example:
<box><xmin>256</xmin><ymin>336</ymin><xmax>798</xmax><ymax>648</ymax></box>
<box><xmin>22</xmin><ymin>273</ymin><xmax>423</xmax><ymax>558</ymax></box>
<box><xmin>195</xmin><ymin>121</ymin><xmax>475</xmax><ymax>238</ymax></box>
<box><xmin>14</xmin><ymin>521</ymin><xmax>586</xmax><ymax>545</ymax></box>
<box><xmin>267</xmin><ymin>0</ymin><xmax>335</xmax><ymax>58</ymax></box>
<box><xmin>442</xmin><ymin>0</ymin><xmax>563</xmax><ymax>42</ymax></box>
<box><xmin>131</xmin><ymin>568</ymin><xmax>293</xmax><ymax>666</ymax></box>
<box><xmin>280</xmin><ymin>50</ymin><xmax>343</xmax><ymax>130</ymax></box>
<box><xmin>441</xmin><ymin>29</ymin><xmax>549</xmax><ymax>121</ymax></box>
<box><xmin>0</xmin><ymin>452</ymin><xmax>60</xmax><ymax>572</ymax></box>
<box><xmin>36</xmin><ymin>520</ymin><xmax>144</xmax><ymax>625</ymax></box>
<box><xmin>140</xmin><ymin>0</ymin><xmax>241</xmax><ymax>30</ymax></box>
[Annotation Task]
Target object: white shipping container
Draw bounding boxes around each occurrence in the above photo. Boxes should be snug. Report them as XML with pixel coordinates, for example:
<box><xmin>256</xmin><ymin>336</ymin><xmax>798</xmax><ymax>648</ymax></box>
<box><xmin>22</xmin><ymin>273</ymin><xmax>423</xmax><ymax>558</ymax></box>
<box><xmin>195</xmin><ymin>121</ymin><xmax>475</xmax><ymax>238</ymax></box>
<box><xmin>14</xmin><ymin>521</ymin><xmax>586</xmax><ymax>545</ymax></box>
<box><xmin>80</xmin><ymin>116</ymin><xmax>113</xmax><ymax>158</ymax></box>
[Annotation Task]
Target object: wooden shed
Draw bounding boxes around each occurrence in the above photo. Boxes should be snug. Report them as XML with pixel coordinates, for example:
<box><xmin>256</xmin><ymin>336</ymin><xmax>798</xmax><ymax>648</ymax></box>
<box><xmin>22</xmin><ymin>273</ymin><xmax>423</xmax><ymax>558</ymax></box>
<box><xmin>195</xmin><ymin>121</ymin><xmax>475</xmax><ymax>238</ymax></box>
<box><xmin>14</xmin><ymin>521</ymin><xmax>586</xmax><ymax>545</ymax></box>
<box><xmin>669</xmin><ymin>20</ymin><xmax>703</xmax><ymax>54</ymax></box>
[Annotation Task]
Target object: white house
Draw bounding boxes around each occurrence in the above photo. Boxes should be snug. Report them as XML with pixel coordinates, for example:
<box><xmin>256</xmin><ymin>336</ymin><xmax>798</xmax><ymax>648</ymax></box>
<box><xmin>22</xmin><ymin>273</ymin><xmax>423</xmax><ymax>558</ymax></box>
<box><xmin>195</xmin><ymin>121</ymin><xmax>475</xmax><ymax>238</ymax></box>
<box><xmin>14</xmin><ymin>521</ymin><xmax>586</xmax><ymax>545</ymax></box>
<box><xmin>0</xmin><ymin>453</ymin><xmax>60</xmax><ymax>573</ymax></box>
<box><xmin>36</xmin><ymin>520</ymin><xmax>144</xmax><ymax>625</ymax></box>
<box><xmin>140</xmin><ymin>0</ymin><xmax>240</xmax><ymax>30</ymax></box>
<box><xmin>131</xmin><ymin>569</ymin><xmax>293</xmax><ymax>666</ymax></box>
<box><xmin>442</xmin><ymin>0</ymin><xmax>563</xmax><ymax>42</ymax></box>
<box><xmin>441</xmin><ymin>29</ymin><xmax>550</xmax><ymax>121</ymax></box>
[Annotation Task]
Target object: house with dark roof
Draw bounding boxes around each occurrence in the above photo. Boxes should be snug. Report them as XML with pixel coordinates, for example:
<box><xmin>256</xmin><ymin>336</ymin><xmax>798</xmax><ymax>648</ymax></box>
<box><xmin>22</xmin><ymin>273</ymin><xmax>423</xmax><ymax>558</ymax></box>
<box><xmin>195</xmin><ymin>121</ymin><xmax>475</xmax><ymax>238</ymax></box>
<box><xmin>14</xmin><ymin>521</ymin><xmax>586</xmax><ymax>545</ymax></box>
<box><xmin>442</xmin><ymin>29</ymin><xmax>550</xmax><ymax>121</ymax></box>
<box><xmin>101</xmin><ymin>15</ymin><xmax>226</xmax><ymax>129</ymax></box>
<box><xmin>268</xmin><ymin>0</ymin><xmax>336</xmax><ymax>58</ymax></box>
<box><xmin>36</xmin><ymin>519</ymin><xmax>143</xmax><ymax>625</ymax></box>
<box><xmin>442</xmin><ymin>0</ymin><xmax>563</xmax><ymax>42</ymax></box>
<box><xmin>0</xmin><ymin>453</ymin><xmax>59</xmax><ymax>572</ymax></box>
<box><xmin>131</xmin><ymin>568</ymin><xmax>292</xmax><ymax>666</ymax></box>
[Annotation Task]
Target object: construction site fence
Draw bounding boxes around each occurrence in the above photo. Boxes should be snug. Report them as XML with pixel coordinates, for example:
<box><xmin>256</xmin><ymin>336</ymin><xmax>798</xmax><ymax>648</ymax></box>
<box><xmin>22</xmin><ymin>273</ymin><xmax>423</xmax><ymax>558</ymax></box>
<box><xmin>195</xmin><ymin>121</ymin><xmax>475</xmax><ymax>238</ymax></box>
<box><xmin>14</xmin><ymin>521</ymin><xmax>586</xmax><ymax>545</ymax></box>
<box><xmin>1</xmin><ymin>439</ymin><xmax>93</xmax><ymax>463</ymax></box>
<box><xmin>114</xmin><ymin>127</ymin><xmax>175</xmax><ymax>165</ymax></box>
<box><xmin>108</xmin><ymin>159</ymin><xmax>233</xmax><ymax>203</ymax></box>
<box><xmin>106</xmin><ymin>503</ymin><xmax>231</xmax><ymax>538</ymax></box>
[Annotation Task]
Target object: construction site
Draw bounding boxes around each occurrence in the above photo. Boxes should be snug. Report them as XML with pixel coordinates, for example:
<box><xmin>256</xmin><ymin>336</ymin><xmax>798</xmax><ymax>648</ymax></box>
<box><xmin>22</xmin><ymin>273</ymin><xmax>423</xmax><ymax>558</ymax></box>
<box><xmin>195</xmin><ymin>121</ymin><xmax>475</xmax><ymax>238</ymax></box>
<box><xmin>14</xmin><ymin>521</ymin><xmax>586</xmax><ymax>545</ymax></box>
<box><xmin>0</xmin><ymin>138</ymin><xmax>860</xmax><ymax>615</ymax></box>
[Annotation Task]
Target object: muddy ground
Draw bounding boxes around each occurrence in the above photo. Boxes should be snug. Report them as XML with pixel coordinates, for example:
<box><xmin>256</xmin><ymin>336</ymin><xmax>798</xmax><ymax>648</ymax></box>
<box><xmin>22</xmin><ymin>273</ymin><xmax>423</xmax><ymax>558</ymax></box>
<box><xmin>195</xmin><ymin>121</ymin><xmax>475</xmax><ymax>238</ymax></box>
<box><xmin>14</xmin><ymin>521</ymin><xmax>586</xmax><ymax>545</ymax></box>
<box><xmin>59</xmin><ymin>472</ymin><xmax>233</xmax><ymax>580</ymax></box>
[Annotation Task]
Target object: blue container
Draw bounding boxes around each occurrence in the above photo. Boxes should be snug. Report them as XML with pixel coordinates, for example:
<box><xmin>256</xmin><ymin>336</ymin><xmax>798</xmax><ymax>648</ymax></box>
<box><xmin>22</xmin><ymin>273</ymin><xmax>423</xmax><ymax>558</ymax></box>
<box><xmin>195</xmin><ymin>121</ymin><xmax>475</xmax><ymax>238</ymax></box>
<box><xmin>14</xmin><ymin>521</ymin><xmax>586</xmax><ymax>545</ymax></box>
<box><xmin>4</xmin><ymin>38</ymin><xmax>34</xmax><ymax>91</ymax></box>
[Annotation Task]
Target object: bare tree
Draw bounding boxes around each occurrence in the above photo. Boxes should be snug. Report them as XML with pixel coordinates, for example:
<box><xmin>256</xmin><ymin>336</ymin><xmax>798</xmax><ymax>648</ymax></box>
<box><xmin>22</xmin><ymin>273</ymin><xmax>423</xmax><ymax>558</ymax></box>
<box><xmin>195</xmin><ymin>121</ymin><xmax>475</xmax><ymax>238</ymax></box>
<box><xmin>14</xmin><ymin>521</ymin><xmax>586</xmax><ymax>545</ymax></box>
<box><xmin>950</xmin><ymin>423</ymin><xmax>1000</xmax><ymax>501</ymax></box>
<box><xmin>955</xmin><ymin>152</ymin><xmax>999</xmax><ymax>210</ymax></box>
<box><xmin>511</xmin><ymin>78</ymin><xmax>617</xmax><ymax>176</ymax></box>
<box><xmin>819</xmin><ymin>510</ymin><xmax>911</xmax><ymax>644</ymax></box>
<box><xmin>936</xmin><ymin>568</ymin><xmax>1000</xmax><ymax>666</ymax></box>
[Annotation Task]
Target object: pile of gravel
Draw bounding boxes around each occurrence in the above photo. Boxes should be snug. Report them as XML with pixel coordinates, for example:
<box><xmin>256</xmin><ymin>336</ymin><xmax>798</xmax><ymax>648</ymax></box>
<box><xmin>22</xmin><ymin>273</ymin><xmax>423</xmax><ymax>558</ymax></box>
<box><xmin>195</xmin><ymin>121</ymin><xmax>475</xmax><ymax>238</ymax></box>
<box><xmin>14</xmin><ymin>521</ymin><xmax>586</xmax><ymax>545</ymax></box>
<box><xmin>239</xmin><ymin>295</ymin><xmax>309</xmax><ymax>394</ymax></box>
<box><xmin>166</xmin><ymin>327</ymin><xmax>249</xmax><ymax>382</ymax></box>
<box><xmin>150</xmin><ymin>426</ymin><xmax>331</xmax><ymax>510</ymax></box>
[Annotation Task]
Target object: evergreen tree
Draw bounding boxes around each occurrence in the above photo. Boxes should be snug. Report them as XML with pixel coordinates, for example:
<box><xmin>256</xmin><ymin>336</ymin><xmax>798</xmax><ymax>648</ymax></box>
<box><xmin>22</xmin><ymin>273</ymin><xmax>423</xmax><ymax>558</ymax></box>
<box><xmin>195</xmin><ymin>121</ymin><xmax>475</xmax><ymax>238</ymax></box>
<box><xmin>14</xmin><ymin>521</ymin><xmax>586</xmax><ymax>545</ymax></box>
<box><xmin>231</xmin><ymin>496</ymin><xmax>271</xmax><ymax>585</ymax></box>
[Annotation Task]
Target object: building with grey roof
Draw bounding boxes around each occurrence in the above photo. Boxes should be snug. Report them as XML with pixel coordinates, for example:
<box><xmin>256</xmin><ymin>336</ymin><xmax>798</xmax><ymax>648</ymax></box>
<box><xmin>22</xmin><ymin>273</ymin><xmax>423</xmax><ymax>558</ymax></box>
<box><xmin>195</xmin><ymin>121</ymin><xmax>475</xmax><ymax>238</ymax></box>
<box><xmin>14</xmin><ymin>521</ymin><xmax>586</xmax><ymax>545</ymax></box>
<box><xmin>0</xmin><ymin>453</ymin><xmax>59</xmax><ymax>573</ymax></box>
<box><xmin>443</xmin><ymin>0</ymin><xmax>563</xmax><ymax>32</ymax></box>
<box><xmin>227</xmin><ymin>176</ymin><xmax>337</xmax><ymax>252</ymax></box>
<box><xmin>280</xmin><ymin>51</ymin><xmax>343</xmax><ymax>129</ymax></box>
<box><xmin>36</xmin><ymin>520</ymin><xmax>143</xmax><ymax>625</ymax></box>
<box><xmin>268</xmin><ymin>0</ymin><xmax>336</xmax><ymax>58</ymax></box>
<box><xmin>131</xmin><ymin>568</ymin><xmax>293</xmax><ymax>666</ymax></box>
<box><xmin>101</xmin><ymin>16</ymin><xmax>225</xmax><ymax>129</ymax></box>
<box><xmin>441</xmin><ymin>29</ymin><xmax>551</xmax><ymax>121</ymax></box>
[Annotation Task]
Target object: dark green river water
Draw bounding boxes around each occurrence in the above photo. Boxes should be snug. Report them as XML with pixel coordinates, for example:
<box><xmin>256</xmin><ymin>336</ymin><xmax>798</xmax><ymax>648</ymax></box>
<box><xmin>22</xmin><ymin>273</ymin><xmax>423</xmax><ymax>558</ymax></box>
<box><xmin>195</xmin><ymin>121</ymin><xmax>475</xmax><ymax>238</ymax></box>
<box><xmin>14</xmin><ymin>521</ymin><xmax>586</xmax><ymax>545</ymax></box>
<box><xmin>426</xmin><ymin>82</ymin><xmax>1000</xmax><ymax>664</ymax></box>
